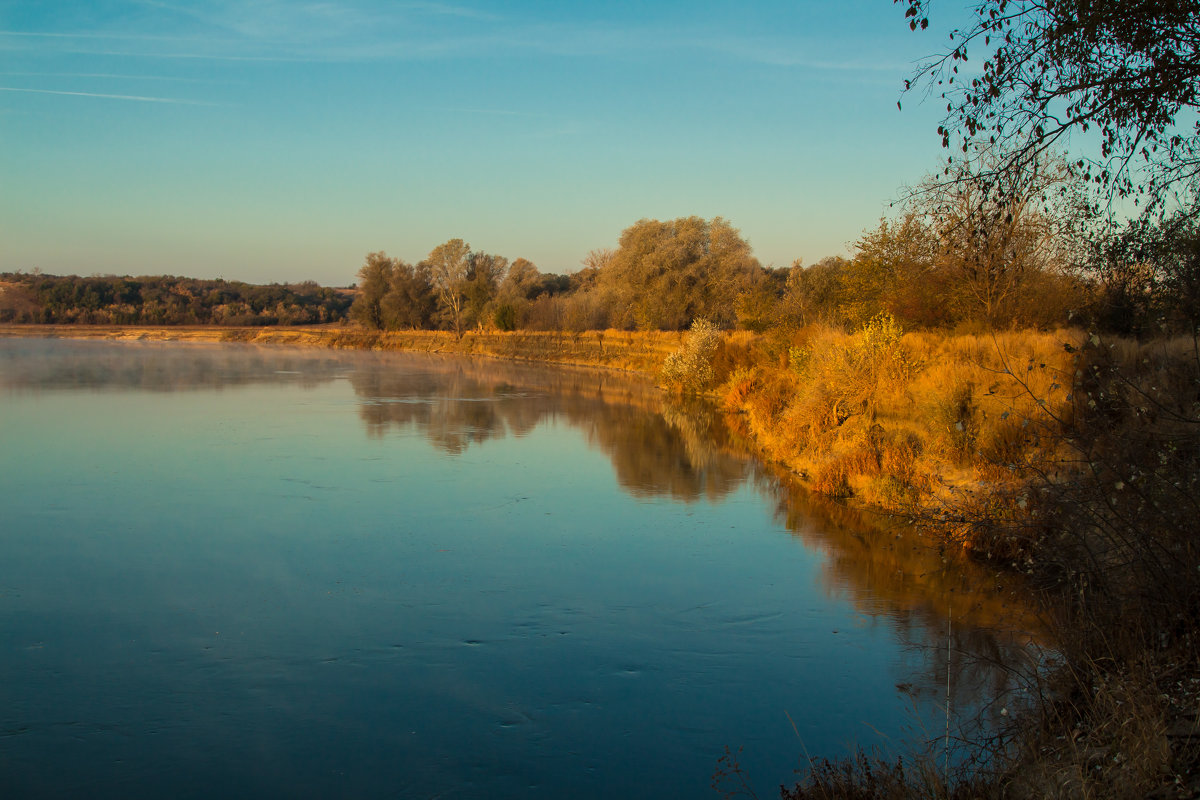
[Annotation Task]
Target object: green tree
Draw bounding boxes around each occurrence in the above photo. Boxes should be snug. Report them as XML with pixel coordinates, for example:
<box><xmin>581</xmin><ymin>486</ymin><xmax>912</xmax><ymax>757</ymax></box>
<box><xmin>492</xmin><ymin>257</ymin><xmax>542</xmax><ymax>330</ymax></box>
<box><xmin>463</xmin><ymin>251</ymin><xmax>508</xmax><ymax>331</ymax></box>
<box><xmin>501</xmin><ymin>258</ymin><xmax>542</xmax><ymax>300</ymax></box>
<box><xmin>560</xmin><ymin>249</ymin><xmax>619</xmax><ymax>331</ymax></box>
<box><xmin>734</xmin><ymin>266</ymin><xmax>787</xmax><ymax>332</ymax></box>
<box><xmin>779</xmin><ymin>257</ymin><xmax>849</xmax><ymax>328</ymax></box>
<box><xmin>844</xmin><ymin>216</ymin><xmax>945</xmax><ymax>327</ymax></box>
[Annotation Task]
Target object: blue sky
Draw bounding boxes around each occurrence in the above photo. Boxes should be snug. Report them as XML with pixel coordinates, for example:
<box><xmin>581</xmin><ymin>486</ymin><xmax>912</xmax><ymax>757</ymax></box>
<box><xmin>1</xmin><ymin>1</ymin><xmax>953</xmax><ymax>285</ymax></box>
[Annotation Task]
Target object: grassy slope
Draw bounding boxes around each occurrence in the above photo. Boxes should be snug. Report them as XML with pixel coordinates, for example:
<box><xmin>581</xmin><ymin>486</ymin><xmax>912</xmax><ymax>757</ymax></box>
<box><xmin>716</xmin><ymin>326</ymin><xmax>1081</xmax><ymax>545</ymax></box>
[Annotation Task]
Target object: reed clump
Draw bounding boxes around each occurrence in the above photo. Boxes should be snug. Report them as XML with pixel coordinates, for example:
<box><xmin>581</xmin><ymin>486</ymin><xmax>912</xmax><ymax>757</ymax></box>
<box><xmin>717</xmin><ymin>320</ymin><xmax>1078</xmax><ymax>532</ymax></box>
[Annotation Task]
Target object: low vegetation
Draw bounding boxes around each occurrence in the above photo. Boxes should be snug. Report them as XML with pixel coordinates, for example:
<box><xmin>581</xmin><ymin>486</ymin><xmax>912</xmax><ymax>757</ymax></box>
<box><xmin>716</xmin><ymin>321</ymin><xmax>1075</xmax><ymax>514</ymax></box>
<box><xmin>659</xmin><ymin>319</ymin><xmax>723</xmax><ymax>394</ymax></box>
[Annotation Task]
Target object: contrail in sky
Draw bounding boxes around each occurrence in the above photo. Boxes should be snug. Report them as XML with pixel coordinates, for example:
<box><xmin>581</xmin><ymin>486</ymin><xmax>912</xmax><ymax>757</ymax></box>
<box><xmin>0</xmin><ymin>86</ymin><xmax>213</xmax><ymax>104</ymax></box>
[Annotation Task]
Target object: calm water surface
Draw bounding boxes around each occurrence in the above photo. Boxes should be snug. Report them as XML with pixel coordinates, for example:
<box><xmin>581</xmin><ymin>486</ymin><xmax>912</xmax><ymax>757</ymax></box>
<box><xmin>0</xmin><ymin>338</ymin><xmax>1036</xmax><ymax>798</ymax></box>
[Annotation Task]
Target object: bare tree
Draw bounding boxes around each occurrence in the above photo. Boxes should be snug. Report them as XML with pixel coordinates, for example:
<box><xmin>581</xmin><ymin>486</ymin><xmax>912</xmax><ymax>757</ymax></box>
<box><xmin>425</xmin><ymin>239</ymin><xmax>472</xmax><ymax>337</ymax></box>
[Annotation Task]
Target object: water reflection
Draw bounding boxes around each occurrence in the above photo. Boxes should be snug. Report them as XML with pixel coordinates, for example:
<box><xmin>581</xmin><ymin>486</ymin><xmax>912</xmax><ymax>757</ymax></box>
<box><xmin>0</xmin><ymin>336</ymin><xmax>1043</xmax><ymax>630</ymax></box>
<box><xmin>341</xmin><ymin>345</ymin><xmax>1047</xmax><ymax>735</ymax></box>
<box><xmin>1</xmin><ymin>336</ymin><xmax>1045</xmax><ymax>768</ymax></box>
<box><xmin>0</xmin><ymin>338</ymin><xmax>747</xmax><ymax>502</ymax></box>
<box><xmin>0</xmin><ymin>336</ymin><xmax>349</xmax><ymax>391</ymax></box>
<box><xmin>349</xmin><ymin>354</ymin><xmax>748</xmax><ymax>503</ymax></box>
<box><xmin>762</xmin><ymin>471</ymin><xmax>1047</xmax><ymax>750</ymax></box>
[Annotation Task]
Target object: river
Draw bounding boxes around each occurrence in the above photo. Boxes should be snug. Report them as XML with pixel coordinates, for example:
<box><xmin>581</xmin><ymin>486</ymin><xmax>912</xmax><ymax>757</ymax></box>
<box><xmin>0</xmin><ymin>337</ymin><xmax>1039</xmax><ymax>798</ymax></box>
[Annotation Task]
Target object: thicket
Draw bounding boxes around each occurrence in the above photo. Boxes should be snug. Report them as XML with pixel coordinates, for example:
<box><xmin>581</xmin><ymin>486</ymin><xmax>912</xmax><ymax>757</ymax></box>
<box><xmin>0</xmin><ymin>273</ymin><xmax>351</xmax><ymax>326</ymax></box>
<box><xmin>342</xmin><ymin>180</ymin><xmax>1172</xmax><ymax>341</ymax></box>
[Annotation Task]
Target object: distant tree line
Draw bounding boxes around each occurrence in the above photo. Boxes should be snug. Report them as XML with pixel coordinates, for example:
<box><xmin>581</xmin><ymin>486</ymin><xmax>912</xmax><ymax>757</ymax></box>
<box><xmin>351</xmin><ymin>217</ymin><xmax>765</xmax><ymax>336</ymax></box>
<box><xmin>349</xmin><ymin>243</ymin><xmax>571</xmax><ymax>336</ymax></box>
<box><xmin>0</xmin><ymin>273</ymin><xmax>352</xmax><ymax>326</ymax></box>
<box><xmin>7</xmin><ymin>199</ymin><xmax>1194</xmax><ymax>337</ymax></box>
<box><xmin>353</xmin><ymin>205</ymin><xmax>1199</xmax><ymax>338</ymax></box>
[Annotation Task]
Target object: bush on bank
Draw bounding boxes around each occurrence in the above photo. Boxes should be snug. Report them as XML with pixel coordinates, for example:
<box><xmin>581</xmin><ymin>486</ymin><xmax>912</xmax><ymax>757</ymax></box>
<box><xmin>710</xmin><ymin>322</ymin><xmax>1200</xmax><ymax>799</ymax></box>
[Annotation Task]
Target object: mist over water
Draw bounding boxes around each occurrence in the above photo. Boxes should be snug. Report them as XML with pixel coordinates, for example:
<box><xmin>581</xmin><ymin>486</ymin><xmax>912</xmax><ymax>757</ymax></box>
<box><xmin>0</xmin><ymin>338</ymin><xmax>1037</xmax><ymax>799</ymax></box>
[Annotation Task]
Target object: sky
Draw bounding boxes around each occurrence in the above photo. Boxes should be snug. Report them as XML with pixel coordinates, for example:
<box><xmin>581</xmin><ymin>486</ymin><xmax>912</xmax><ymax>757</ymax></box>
<box><xmin>1</xmin><ymin>1</ymin><xmax>956</xmax><ymax>286</ymax></box>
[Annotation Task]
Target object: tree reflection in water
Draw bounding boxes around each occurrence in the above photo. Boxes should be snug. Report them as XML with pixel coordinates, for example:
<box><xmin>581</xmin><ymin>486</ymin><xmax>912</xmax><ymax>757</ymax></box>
<box><xmin>1</xmin><ymin>337</ymin><xmax>1047</xmax><ymax>753</ymax></box>
<box><xmin>762</xmin><ymin>476</ymin><xmax>1048</xmax><ymax>761</ymax></box>
<box><xmin>349</xmin><ymin>354</ymin><xmax>748</xmax><ymax>502</ymax></box>
<box><xmin>350</xmin><ymin>352</ymin><xmax>1051</xmax><ymax>738</ymax></box>
<box><xmin>349</xmin><ymin>350</ymin><xmax>1048</xmax><ymax>755</ymax></box>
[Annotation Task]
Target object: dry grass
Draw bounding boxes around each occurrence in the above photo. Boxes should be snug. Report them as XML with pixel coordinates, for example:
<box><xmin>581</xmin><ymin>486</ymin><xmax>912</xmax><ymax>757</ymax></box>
<box><xmin>1005</xmin><ymin>656</ymin><xmax>1180</xmax><ymax>800</ymax></box>
<box><xmin>718</xmin><ymin>324</ymin><xmax>1082</xmax><ymax>543</ymax></box>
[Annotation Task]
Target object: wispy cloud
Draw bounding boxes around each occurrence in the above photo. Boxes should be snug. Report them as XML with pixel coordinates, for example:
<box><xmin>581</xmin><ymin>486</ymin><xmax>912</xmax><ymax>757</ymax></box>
<box><xmin>61</xmin><ymin>48</ymin><xmax>310</xmax><ymax>62</ymax></box>
<box><xmin>0</xmin><ymin>29</ymin><xmax>198</xmax><ymax>42</ymax></box>
<box><xmin>0</xmin><ymin>71</ymin><xmax>230</xmax><ymax>83</ymax></box>
<box><xmin>396</xmin><ymin>2</ymin><xmax>500</xmax><ymax>21</ymax></box>
<box><xmin>0</xmin><ymin>86</ymin><xmax>216</xmax><ymax>104</ymax></box>
<box><xmin>707</xmin><ymin>37</ymin><xmax>917</xmax><ymax>72</ymax></box>
<box><xmin>452</xmin><ymin>107</ymin><xmax>525</xmax><ymax>116</ymax></box>
<box><xmin>124</xmin><ymin>0</ymin><xmax>499</xmax><ymax>45</ymax></box>
<box><xmin>1</xmin><ymin>6</ymin><xmax>899</xmax><ymax>72</ymax></box>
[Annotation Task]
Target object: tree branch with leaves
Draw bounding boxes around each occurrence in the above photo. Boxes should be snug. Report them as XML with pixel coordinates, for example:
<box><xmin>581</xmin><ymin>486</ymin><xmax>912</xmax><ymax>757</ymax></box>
<box><xmin>898</xmin><ymin>0</ymin><xmax>1200</xmax><ymax>216</ymax></box>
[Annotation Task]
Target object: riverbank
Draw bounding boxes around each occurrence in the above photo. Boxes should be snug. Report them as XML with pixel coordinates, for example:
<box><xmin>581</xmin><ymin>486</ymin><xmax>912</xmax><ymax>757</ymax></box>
<box><xmin>0</xmin><ymin>322</ymin><xmax>1159</xmax><ymax>537</ymax></box>
<box><xmin>714</xmin><ymin>325</ymin><xmax>1080</xmax><ymax>531</ymax></box>
<box><xmin>0</xmin><ymin>324</ymin><xmax>684</xmax><ymax>375</ymax></box>
<box><xmin>6</xmin><ymin>321</ymin><xmax>1187</xmax><ymax>534</ymax></box>
<box><xmin>708</xmin><ymin>324</ymin><xmax>1200</xmax><ymax>798</ymax></box>
<box><xmin>646</xmin><ymin>319</ymin><xmax>1200</xmax><ymax>797</ymax></box>
<box><xmin>0</xmin><ymin>322</ymin><xmax>1051</xmax><ymax>525</ymax></box>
